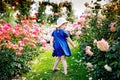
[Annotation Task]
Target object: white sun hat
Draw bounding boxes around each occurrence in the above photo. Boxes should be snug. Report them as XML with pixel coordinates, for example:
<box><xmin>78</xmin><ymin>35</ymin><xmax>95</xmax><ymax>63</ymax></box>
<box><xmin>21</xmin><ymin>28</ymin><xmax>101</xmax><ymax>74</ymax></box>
<box><xmin>56</xmin><ymin>17</ymin><xmax>68</xmax><ymax>27</ymax></box>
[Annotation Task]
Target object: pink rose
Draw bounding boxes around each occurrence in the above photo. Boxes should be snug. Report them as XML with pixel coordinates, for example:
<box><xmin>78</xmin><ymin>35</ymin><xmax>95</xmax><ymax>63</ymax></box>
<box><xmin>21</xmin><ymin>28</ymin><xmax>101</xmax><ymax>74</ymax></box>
<box><xmin>97</xmin><ymin>38</ymin><xmax>110</xmax><ymax>52</ymax></box>
<box><xmin>86</xmin><ymin>62</ymin><xmax>93</xmax><ymax>68</ymax></box>
<box><xmin>4</xmin><ymin>43</ymin><xmax>9</xmax><ymax>48</ymax></box>
<box><xmin>110</xmin><ymin>26</ymin><xmax>116</xmax><ymax>32</ymax></box>
<box><xmin>75</xmin><ymin>31</ymin><xmax>82</xmax><ymax>37</ymax></box>
<box><xmin>86</xmin><ymin>50</ymin><xmax>93</xmax><ymax>56</ymax></box>
<box><xmin>54</xmin><ymin>13</ymin><xmax>59</xmax><ymax>16</ymax></box>
<box><xmin>40</xmin><ymin>39</ymin><xmax>47</xmax><ymax>47</ymax></box>
<box><xmin>16</xmin><ymin>51</ymin><xmax>22</xmax><ymax>57</ymax></box>
<box><xmin>19</xmin><ymin>47</ymin><xmax>24</xmax><ymax>52</ymax></box>
<box><xmin>19</xmin><ymin>41</ymin><xmax>25</xmax><ymax>47</ymax></box>
<box><xmin>78</xmin><ymin>17</ymin><xmax>86</xmax><ymax>24</ymax></box>
<box><xmin>23</xmin><ymin>38</ymin><xmax>30</xmax><ymax>43</ymax></box>
<box><xmin>12</xmin><ymin>44</ymin><xmax>19</xmax><ymax>50</ymax></box>
<box><xmin>86</xmin><ymin>46</ymin><xmax>91</xmax><ymax>50</ymax></box>
<box><xmin>29</xmin><ymin>43</ymin><xmax>36</xmax><ymax>47</ymax></box>
<box><xmin>109</xmin><ymin>22</ymin><xmax>116</xmax><ymax>32</ymax></box>
<box><xmin>85</xmin><ymin>46</ymin><xmax>94</xmax><ymax>56</ymax></box>
<box><xmin>72</xmin><ymin>23</ymin><xmax>80</xmax><ymax>30</ymax></box>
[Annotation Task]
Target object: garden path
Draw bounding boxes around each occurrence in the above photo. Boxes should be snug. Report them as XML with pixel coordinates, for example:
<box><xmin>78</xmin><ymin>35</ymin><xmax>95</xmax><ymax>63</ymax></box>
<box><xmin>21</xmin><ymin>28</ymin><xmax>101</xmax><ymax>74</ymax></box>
<box><xmin>20</xmin><ymin>43</ymin><xmax>88</xmax><ymax>80</ymax></box>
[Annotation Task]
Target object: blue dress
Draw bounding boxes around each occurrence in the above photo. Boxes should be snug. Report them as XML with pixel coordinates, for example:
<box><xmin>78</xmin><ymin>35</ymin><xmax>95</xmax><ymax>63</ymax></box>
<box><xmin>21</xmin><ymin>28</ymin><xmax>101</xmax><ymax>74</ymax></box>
<box><xmin>52</xmin><ymin>29</ymin><xmax>72</xmax><ymax>57</ymax></box>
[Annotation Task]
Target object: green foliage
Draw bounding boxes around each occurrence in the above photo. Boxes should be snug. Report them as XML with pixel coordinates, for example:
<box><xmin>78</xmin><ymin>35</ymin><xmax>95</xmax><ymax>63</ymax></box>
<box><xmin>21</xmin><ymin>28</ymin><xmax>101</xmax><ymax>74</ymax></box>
<box><xmin>0</xmin><ymin>2</ymin><xmax>16</xmax><ymax>25</ymax></box>
<box><xmin>0</xmin><ymin>0</ymin><xmax>32</xmax><ymax>21</ymax></box>
<box><xmin>37</xmin><ymin>2</ymin><xmax>46</xmax><ymax>23</ymax></box>
<box><xmin>0</xmin><ymin>45</ymin><xmax>41</xmax><ymax>80</ymax></box>
<box><xmin>18</xmin><ymin>1</ymin><xmax>32</xmax><ymax>18</ymax></box>
<box><xmin>79</xmin><ymin>19</ymin><xmax>120</xmax><ymax>80</ymax></box>
<box><xmin>0</xmin><ymin>1</ymin><xmax>5</xmax><ymax>13</ymax></box>
<box><xmin>78</xmin><ymin>0</ymin><xmax>120</xmax><ymax>80</ymax></box>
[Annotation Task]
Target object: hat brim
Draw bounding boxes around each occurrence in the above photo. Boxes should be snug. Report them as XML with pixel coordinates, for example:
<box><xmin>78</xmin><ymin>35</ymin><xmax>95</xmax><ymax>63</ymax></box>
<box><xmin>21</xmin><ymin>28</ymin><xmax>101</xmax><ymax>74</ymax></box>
<box><xmin>56</xmin><ymin>21</ymin><xmax>68</xmax><ymax>28</ymax></box>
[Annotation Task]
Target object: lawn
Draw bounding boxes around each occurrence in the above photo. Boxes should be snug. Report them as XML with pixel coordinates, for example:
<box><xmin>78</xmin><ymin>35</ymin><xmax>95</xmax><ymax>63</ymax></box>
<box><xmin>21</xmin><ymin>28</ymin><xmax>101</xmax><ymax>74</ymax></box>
<box><xmin>20</xmin><ymin>43</ymin><xmax>88</xmax><ymax>80</ymax></box>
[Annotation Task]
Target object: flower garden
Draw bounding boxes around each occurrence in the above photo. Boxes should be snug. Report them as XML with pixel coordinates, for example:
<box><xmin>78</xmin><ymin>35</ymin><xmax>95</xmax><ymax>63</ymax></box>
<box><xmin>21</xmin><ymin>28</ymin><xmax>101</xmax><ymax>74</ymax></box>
<box><xmin>0</xmin><ymin>0</ymin><xmax>120</xmax><ymax>80</ymax></box>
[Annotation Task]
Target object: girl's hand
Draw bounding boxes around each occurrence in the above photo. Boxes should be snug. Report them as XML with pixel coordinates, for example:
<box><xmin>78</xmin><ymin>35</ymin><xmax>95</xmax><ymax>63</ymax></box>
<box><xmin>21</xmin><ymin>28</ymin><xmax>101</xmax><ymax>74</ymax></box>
<box><xmin>51</xmin><ymin>47</ymin><xmax>54</xmax><ymax>51</ymax></box>
<box><xmin>73</xmin><ymin>45</ymin><xmax>76</xmax><ymax>48</ymax></box>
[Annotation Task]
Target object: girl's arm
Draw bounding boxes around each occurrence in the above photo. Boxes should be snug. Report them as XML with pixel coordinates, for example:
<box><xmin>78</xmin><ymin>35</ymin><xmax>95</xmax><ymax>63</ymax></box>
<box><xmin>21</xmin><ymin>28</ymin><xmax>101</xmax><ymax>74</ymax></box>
<box><xmin>66</xmin><ymin>37</ymin><xmax>76</xmax><ymax>48</ymax></box>
<box><xmin>50</xmin><ymin>37</ymin><xmax>54</xmax><ymax>50</ymax></box>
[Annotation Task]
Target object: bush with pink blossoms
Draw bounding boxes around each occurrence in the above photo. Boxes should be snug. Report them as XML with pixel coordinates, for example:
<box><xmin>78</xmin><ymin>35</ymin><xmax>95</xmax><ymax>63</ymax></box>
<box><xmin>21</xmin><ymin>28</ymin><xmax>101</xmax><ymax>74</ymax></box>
<box><xmin>0</xmin><ymin>21</ymin><xmax>44</xmax><ymax>79</ymax></box>
<box><xmin>68</xmin><ymin>13</ymin><xmax>90</xmax><ymax>40</ymax></box>
<box><xmin>77</xmin><ymin>0</ymin><xmax>120</xmax><ymax>80</ymax></box>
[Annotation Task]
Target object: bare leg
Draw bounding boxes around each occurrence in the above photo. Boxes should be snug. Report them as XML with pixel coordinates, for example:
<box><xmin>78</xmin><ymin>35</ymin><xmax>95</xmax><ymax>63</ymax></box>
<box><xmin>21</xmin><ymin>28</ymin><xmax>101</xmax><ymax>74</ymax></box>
<box><xmin>53</xmin><ymin>57</ymin><xmax>61</xmax><ymax>70</ymax></box>
<box><xmin>61</xmin><ymin>56</ymin><xmax>67</xmax><ymax>75</ymax></box>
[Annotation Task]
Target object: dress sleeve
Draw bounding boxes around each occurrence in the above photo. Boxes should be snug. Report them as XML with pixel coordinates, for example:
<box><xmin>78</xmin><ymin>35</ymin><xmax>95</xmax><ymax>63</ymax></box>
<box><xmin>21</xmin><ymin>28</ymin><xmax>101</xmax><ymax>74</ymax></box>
<box><xmin>52</xmin><ymin>31</ymin><xmax>54</xmax><ymax>37</ymax></box>
<box><xmin>63</xmin><ymin>30</ymin><xmax>69</xmax><ymax>38</ymax></box>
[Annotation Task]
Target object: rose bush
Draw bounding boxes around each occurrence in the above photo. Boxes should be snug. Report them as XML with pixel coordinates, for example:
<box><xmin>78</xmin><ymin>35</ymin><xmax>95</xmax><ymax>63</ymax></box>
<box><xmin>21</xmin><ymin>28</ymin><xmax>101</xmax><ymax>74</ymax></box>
<box><xmin>77</xmin><ymin>0</ymin><xmax>120</xmax><ymax>80</ymax></box>
<box><xmin>0</xmin><ymin>20</ymin><xmax>44</xmax><ymax>79</ymax></box>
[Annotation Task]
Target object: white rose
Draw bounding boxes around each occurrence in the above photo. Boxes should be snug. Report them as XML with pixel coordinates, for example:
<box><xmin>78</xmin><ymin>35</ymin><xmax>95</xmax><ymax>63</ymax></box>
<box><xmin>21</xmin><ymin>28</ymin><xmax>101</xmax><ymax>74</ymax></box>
<box><xmin>86</xmin><ymin>62</ymin><xmax>93</xmax><ymax>68</ymax></box>
<box><xmin>104</xmin><ymin>64</ymin><xmax>112</xmax><ymax>72</ymax></box>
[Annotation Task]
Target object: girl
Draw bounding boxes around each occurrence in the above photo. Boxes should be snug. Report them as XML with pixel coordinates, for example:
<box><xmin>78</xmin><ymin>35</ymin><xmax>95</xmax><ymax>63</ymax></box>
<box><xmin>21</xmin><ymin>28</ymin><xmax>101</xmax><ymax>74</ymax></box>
<box><xmin>51</xmin><ymin>18</ymin><xmax>76</xmax><ymax>75</ymax></box>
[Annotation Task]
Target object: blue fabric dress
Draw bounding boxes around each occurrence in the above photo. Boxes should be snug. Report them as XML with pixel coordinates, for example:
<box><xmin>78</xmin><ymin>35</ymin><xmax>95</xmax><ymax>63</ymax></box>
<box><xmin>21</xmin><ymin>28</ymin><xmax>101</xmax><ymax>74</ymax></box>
<box><xmin>52</xmin><ymin>29</ymin><xmax>72</xmax><ymax>57</ymax></box>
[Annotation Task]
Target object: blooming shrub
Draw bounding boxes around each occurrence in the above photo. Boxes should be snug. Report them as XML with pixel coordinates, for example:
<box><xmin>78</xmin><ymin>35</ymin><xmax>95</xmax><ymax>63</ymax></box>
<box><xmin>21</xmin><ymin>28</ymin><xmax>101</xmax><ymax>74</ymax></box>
<box><xmin>78</xmin><ymin>0</ymin><xmax>120</xmax><ymax>80</ymax></box>
<box><xmin>0</xmin><ymin>21</ymin><xmax>43</xmax><ymax>79</ymax></box>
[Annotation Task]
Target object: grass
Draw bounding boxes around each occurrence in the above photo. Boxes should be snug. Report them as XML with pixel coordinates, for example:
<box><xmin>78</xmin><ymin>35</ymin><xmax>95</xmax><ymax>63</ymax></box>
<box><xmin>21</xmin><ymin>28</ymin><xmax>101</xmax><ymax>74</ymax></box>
<box><xmin>20</xmin><ymin>43</ymin><xmax>88</xmax><ymax>80</ymax></box>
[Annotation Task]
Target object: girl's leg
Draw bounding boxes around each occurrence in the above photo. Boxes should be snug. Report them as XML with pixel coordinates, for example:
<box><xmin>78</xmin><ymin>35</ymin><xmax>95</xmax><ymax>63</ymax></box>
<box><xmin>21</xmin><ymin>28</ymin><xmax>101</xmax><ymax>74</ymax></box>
<box><xmin>53</xmin><ymin>57</ymin><xmax>61</xmax><ymax>70</ymax></box>
<box><xmin>61</xmin><ymin>56</ymin><xmax>67</xmax><ymax>75</ymax></box>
